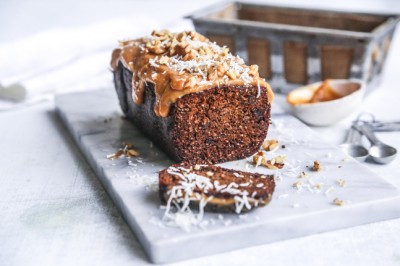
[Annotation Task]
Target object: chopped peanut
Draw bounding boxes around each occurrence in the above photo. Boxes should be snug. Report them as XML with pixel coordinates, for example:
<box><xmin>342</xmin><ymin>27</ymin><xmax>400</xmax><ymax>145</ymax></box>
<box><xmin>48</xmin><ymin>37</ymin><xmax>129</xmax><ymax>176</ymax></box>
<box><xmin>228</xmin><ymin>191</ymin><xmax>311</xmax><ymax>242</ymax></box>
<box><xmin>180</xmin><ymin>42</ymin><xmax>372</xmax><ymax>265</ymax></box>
<box><xmin>252</xmin><ymin>152</ymin><xmax>285</xmax><ymax>169</ymax></box>
<box><xmin>107</xmin><ymin>142</ymin><xmax>140</xmax><ymax>160</ymax></box>
<box><xmin>337</xmin><ymin>179</ymin><xmax>346</xmax><ymax>187</ymax></box>
<box><xmin>262</xmin><ymin>139</ymin><xmax>279</xmax><ymax>152</ymax></box>
<box><xmin>333</xmin><ymin>198</ymin><xmax>345</xmax><ymax>206</ymax></box>
<box><xmin>312</xmin><ymin>160</ymin><xmax>322</xmax><ymax>171</ymax></box>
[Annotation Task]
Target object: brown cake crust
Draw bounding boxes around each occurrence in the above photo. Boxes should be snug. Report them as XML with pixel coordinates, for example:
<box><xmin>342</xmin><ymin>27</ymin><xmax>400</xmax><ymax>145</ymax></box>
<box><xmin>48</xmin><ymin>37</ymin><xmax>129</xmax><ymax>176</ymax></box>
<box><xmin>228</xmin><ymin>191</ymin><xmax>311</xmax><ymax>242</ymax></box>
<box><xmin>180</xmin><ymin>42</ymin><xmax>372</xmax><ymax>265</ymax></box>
<box><xmin>114</xmin><ymin>61</ymin><xmax>271</xmax><ymax>164</ymax></box>
<box><xmin>159</xmin><ymin>163</ymin><xmax>275</xmax><ymax>213</ymax></box>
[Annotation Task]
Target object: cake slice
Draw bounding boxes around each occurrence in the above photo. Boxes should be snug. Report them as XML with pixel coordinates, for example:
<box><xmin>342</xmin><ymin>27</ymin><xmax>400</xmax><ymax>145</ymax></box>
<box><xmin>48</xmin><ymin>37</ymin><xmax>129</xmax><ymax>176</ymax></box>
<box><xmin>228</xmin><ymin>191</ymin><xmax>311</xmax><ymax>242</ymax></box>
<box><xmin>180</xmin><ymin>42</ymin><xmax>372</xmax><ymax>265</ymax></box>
<box><xmin>111</xmin><ymin>30</ymin><xmax>274</xmax><ymax>164</ymax></box>
<box><xmin>159</xmin><ymin>163</ymin><xmax>275</xmax><ymax>214</ymax></box>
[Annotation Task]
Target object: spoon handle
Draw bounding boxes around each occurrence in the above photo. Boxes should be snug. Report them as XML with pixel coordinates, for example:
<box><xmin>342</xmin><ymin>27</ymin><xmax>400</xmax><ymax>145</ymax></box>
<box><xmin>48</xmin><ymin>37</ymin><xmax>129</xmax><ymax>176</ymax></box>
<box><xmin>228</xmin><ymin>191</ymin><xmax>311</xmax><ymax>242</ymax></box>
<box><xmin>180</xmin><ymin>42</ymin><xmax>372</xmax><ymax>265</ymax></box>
<box><xmin>354</xmin><ymin>124</ymin><xmax>381</xmax><ymax>145</ymax></box>
<box><xmin>345</xmin><ymin>126</ymin><xmax>363</xmax><ymax>144</ymax></box>
<box><xmin>370</xmin><ymin>122</ymin><xmax>400</xmax><ymax>132</ymax></box>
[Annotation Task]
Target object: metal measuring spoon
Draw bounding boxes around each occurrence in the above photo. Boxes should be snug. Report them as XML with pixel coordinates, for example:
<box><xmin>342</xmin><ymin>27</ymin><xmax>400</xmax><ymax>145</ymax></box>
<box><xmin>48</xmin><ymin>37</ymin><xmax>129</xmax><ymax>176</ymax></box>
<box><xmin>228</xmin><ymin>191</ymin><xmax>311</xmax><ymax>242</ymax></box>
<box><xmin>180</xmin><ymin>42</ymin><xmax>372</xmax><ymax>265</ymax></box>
<box><xmin>339</xmin><ymin>125</ymin><xmax>369</xmax><ymax>161</ymax></box>
<box><xmin>354</xmin><ymin>124</ymin><xmax>397</xmax><ymax>164</ymax></box>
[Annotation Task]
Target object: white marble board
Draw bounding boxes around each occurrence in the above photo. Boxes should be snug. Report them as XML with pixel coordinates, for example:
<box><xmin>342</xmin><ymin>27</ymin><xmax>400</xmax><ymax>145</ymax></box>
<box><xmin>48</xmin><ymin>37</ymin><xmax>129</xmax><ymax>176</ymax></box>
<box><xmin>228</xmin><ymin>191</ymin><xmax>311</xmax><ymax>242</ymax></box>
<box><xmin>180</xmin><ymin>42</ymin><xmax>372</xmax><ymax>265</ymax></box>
<box><xmin>55</xmin><ymin>89</ymin><xmax>400</xmax><ymax>264</ymax></box>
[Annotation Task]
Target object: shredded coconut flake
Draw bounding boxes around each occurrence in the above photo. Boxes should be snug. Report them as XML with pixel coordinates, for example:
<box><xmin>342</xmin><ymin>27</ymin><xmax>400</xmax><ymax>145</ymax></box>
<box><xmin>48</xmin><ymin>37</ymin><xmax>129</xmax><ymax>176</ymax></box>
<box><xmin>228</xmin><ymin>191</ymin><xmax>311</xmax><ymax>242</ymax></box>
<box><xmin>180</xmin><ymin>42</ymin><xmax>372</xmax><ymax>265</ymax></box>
<box><xmin>161</xmin><ymin>166</ymin><xmax>258</xmax><ymax>230</ymax></box>
<box><xmin>278</xmin><ymin>193</ymin><xmax>289</xmax><ymax>199</ymax></box>
<box><xmin>325</xmin><ymin>186</ymin><xmax>335</xmax><ymax>196</ymax></box>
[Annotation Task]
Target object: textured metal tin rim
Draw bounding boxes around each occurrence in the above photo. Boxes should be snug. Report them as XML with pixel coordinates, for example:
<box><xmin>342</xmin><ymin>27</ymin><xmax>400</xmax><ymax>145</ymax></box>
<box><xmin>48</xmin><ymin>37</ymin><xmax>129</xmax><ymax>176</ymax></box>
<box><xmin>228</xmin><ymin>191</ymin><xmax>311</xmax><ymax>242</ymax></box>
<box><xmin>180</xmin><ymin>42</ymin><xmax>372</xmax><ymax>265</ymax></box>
<box><xmin>186</xmin><ymin>1</ymin><xmax>400</xmax><ymax>40</ymax></box>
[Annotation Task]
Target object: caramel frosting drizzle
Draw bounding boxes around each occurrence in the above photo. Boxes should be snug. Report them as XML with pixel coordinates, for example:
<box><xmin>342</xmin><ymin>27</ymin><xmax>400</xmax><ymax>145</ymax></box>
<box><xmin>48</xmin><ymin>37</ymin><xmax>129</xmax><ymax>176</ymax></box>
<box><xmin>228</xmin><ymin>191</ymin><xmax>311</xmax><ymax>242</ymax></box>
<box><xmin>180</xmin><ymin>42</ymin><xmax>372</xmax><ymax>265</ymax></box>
<box><xmin>111</xmin><ymin>30</ymin><xmax>274</xmax><ymax>117</ymax></box>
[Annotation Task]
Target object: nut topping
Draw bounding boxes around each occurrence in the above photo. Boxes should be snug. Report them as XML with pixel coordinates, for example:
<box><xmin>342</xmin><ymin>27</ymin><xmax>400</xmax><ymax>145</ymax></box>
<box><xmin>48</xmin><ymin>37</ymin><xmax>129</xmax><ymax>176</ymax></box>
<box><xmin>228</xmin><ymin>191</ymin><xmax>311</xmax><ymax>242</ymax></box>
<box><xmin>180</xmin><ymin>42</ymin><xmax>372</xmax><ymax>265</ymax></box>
<box><xmin>252</xmin><ymin>152</ymin><xmax>285</xmax><ymax>169</ymax></box>
<box><xmin>262</xmin><ymin>139</ymin><xmax>279</xmax><ymax>152</ymax></box>
<box><xmin>111</xmin><ymin>30</ymin><xmax>274</xmax><ymax>117</ymax></box>
<box><xmin>312</xmin><ymin>160</ymin><xmax>322</xmax><ymax>171</ymax></box>
<box><xmin>107</xmin><ymin>142</ymin><xmax>140</xmax><ymax>160</ymax></box>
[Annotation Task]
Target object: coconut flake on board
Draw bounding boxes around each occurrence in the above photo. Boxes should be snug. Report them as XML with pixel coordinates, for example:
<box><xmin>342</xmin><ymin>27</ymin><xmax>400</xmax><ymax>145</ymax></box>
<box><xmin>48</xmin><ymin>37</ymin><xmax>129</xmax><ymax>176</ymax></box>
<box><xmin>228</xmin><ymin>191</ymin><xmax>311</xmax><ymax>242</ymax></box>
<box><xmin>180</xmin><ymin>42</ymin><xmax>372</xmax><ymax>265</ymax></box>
<box><xmin>157</xmin><ymin>166</ymin><xmax>264</xmax><ymax>231</ymax></box>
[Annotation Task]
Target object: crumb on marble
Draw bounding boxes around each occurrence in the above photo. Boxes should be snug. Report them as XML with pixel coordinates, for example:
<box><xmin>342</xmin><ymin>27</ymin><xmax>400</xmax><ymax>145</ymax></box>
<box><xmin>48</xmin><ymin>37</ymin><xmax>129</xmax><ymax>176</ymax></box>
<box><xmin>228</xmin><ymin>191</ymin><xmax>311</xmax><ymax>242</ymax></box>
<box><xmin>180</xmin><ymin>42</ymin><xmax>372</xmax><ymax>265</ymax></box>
<box><xmin>333</xmin><ymin>198</ymin><xmax>345</xmax><ymax>206</ymax></box>
<box><xmin>107</xmin><ymin>142</ymin><xmax>139</xmax><ymax>160</ymax></box>
<box><xmin>299</xmin><ymin>171</ymin><xmax>307</xmax><ymax>178</ymax></box>
<box><xmin>252</xmin><ymin>152</ymin><xmax>285</xmax><ymax>169</ymax></box>
<box><xmin>314</xmin><ymin>183</ymin><xmax>323</xmax><ymax>190</ymax></box>
<box><xmin>262</xmin><ymin>139</ymin><xmax>279</xmax><ymax>152</ymax></box>
<box><xmin>292</xmin><ymin>181</ymin><xmax>302</xmax><ymax>190</ymax></box>
<box><xmin>337</xmin><ymin>179</ymin><xmax>346</xmax><ymax>187</ymax></box>
<box><xmin>312</xmin><ymin>160</ymin><xmax>322</xmax><ymax>171</ymax></box>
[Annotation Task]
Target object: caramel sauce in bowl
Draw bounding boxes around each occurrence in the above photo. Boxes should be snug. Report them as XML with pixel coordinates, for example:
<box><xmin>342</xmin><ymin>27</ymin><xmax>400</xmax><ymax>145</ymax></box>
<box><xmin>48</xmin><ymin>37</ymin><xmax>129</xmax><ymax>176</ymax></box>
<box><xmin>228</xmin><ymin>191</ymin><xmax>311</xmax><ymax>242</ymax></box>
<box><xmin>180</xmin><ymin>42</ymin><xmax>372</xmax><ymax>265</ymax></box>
<box><xmin>286</xmin><ymin>79</ymin><xmax>365</xmax><ymax>126</ymax></box>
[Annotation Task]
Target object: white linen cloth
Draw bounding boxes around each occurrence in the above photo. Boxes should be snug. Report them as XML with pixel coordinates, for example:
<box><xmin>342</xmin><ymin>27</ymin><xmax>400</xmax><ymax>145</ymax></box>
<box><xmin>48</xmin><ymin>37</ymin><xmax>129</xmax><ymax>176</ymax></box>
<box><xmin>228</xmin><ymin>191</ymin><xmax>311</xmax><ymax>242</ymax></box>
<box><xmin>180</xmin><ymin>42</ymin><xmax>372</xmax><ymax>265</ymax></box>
<box><xmin>0</xmin><ymin>16</ymin><xmax>193</xmax><ymax>110</ymax></box>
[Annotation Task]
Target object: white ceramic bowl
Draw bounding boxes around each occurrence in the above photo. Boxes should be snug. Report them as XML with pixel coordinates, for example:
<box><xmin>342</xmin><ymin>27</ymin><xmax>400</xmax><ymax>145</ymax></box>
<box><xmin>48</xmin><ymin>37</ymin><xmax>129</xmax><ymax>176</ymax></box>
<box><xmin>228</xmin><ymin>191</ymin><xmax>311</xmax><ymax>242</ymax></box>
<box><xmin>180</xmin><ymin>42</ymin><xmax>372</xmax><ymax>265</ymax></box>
<box><xmin>286</xmin><ymin>79</ymin><xmax>365</xmax><ymax>126</ymax></box>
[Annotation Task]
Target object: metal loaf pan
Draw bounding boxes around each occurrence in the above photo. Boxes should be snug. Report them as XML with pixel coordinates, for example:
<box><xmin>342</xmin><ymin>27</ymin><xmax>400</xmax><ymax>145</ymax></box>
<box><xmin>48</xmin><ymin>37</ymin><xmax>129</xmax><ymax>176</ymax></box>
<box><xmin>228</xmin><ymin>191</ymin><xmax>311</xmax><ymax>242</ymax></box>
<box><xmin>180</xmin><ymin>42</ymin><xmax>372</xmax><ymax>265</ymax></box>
<box><xmin>187</xmin><ymin>2</ymin><xmax>400</xmax><ymax>93</ymax></box>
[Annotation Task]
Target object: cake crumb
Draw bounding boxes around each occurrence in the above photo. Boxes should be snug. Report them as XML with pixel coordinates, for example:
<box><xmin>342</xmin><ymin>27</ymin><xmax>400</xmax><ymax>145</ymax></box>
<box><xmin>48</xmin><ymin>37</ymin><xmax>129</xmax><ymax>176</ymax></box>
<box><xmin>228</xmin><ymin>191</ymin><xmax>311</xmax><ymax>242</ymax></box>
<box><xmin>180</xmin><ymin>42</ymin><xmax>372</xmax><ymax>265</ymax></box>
<box><xmin>107</xmin><ymin>150</ymin><xmax>124</xmax><ymax>160</ymax></box>
<box><xmin>337</xmin><ymin>179</ymin><xmax>346</xmax><ymax>187</ymax></box>
<box><xmin>299</xmin><ymin>171</ymin><xmax>307</xmax><ymax>178</ymax></box>
<box><xmin>262</xmin><ymin>139</ymin><xmax>279</xmax><ymax>152</ymax></box>
<box><xmin>107</xmin><ymin>142</ymin><xmax>139</xmax><ymax>160</ymax></box>
<box><xmin>312</xmin><ymin>160</ymin><xmax>322</xmax><ymax>171</ymax></box>
<box><xmin>314</xmin><ymin>183</ymin><xmax>323</xmax><ymax>190</ymax></box>
<box><xmin>252</xmin><ymin>152</ymin><xmax>285</xmax><ymax>169</ymax></box>
<box><xmin>126</xmin><ymin>149</ymin><xmax>139</xmax><ymax>157</ymax></box>
<box><xmin>333</xmin><ymin>198</ymin><xmax>345</xmax><ymax>206</ymax></box>
<box><xmin>292</xmin><ymin>181</ymin><xmax>302</xmax><ymax>190</ymax></box>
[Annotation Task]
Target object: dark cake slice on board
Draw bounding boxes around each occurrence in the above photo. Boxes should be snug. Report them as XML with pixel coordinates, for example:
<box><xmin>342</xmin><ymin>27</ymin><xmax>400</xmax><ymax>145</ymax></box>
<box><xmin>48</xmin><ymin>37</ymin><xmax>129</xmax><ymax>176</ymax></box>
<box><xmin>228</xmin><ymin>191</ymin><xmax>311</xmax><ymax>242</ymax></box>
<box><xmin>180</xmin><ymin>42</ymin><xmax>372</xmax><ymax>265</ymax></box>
<box><xmin>159</xmin><ymin>163</ymin><xmax>275</xmax><ymax>214</ymax></box>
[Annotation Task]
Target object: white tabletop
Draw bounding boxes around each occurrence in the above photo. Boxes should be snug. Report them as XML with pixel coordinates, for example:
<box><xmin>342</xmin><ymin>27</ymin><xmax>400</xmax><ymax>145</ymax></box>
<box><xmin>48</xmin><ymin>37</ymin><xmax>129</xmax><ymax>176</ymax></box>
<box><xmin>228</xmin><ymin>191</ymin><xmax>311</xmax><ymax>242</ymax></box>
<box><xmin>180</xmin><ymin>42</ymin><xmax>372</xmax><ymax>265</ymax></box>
<box><xmin>1</xmin><ymin>0</ymin><xmax>400</xmax><ymax>265</ymax></box>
